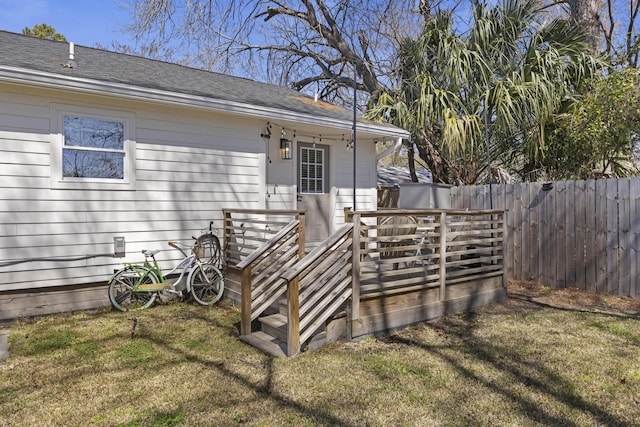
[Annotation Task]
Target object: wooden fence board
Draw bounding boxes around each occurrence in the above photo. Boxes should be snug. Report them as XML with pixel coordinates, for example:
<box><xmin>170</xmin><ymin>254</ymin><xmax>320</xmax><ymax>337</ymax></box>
<box><xmin>554</xmin><ymin>181</ymin><xmax>567</xmax><ymax>288</ymax></box>
<box><xmin>595</xmin><ymin>180</ymin><xmax>608</xmax><ymax>293</ymax></box>
<box><xmin>606</xmin><ymin>180</ymin><xmax>619</xmax><ymax>294</ymax></box>
<box><xmin>513</xmin><ymin>183</ymin><xmax>523</xmax><ymax>279</ymax></box>
<box><xmin>565</xmin><ymin>180</ymin><xmax>576</xmax><ymax>287</ymax></box>
<box><xmin>584</xmin><ymin>180</ymin><xmax>597</xmax><ymax>292</ymax></box>
<box><xmin>631</xmin><ymin>179</ymin><xmax>640</xmax><ymax>298</ymax></box>
<box><xmin>618</xmin><ymin>179</ymin><xmax>631</xmax><ymax>297</ymax></box>
<box><xmin>533</xmin><ymin>183</ymin><xmax>544</xmax><ymax>282</ymax></box>
<box><xmin>538</xmin><ymin>184</ymin><xmax>550</xmax><ymax>286</ymax></box>
<box><xmin>521</xmin><ymin>184</ymin><xmax>531</xmax><ymax>280</ymax></box>
<box><xmin>505</xmin><ymin>184</ymin><xmax>514</xmax><ymax>278</ymax></box>
<box><xmin>575</xmin><ymin>180</ymin><xmax>586</xmax><ymax>290</ymax></box>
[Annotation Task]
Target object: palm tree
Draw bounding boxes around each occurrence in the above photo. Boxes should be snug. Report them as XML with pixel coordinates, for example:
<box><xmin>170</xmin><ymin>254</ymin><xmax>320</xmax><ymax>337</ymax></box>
<box><xmin>368</xmin><ymin>0</ymin><xmax>603</xmax><ymax>184</ymax></box>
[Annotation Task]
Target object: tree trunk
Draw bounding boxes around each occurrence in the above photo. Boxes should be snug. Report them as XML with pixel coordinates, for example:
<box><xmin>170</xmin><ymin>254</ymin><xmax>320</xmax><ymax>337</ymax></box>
<box><xmin>566</xmin><ymin>0</ymin><xmax>603</xmax><ymax>53</ymax></box>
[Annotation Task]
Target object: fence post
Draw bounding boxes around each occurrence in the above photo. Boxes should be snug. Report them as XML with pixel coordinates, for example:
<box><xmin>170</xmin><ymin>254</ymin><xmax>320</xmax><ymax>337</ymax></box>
<box><xmin>240</xmin><ymin>265</ymin><xmax>252</xmax><ymax>336</ymax></box>
<box><xmin>439</xmin><ymin>212</ymin><xmax>448</xmax><ymax>301</ymax></box>
<box><xmin>287</xmin><ymin>276</ymin><xmax>300</xmax><ymax>357</ymax></box>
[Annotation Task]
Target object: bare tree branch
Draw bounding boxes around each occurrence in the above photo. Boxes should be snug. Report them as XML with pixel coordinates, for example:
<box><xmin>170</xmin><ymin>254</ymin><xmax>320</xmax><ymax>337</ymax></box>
<box><xmin>121</xmin><ymin>0</ymin><xmax>439</xmax><ymax>105</ymax></box>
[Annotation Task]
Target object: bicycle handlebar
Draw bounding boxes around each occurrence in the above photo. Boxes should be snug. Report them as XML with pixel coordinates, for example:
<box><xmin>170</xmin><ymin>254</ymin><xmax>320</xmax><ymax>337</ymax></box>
<box><xmin>168</xmin><ymin>240</ymin><xmax>189</xmax><ymax>257</ymax></box>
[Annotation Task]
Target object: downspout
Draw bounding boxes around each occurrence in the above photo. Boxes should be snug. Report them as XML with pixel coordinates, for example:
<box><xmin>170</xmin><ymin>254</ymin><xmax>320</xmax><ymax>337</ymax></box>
<box><xmin>376</xmin><ymin>137</ymin><xmax>404</xmax><ymax>161</ymax></box>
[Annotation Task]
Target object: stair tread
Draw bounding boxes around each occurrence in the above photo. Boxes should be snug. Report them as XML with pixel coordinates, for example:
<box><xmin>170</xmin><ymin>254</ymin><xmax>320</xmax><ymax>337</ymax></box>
<box><xmin>259</xmin><ymin>313</ymin><xmax>287</xmax><ymax>328</ymax></box>
<box><xmin>239</xmin><ymin>331</ymin><xmax>290</xmax><ymax>358</ymax></box>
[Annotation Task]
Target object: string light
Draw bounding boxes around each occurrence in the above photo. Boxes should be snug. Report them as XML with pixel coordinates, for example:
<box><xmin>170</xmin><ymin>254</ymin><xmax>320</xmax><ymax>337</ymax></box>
<box><xmin>262</xmin><ymin>121</ymin><xmax>386</xmax><ymax>153</ymax></box>
<box><xmin>346</xmin><ymin>139</ymin><xmax>354</xmax><ymax>152</ymax></box>
<box><xmin>263</xmin><ymin>121</ymin><xmax>366</xmax><ymax>143</ymax></box>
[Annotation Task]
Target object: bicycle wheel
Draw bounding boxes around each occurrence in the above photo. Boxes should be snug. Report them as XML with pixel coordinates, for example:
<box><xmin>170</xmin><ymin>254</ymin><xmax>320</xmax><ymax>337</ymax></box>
<box><xmin>189</xmin><ymin>263</ymin><xmax>224</xmax><ymax>305</ymax></box>
<box><xmin>108</xmin><ymin>266</ymin><xmax>159</xmax><ymax>312</ymax></box>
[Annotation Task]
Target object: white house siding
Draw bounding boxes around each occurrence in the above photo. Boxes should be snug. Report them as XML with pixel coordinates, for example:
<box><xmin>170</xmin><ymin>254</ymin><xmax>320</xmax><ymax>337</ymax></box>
<box><xmin>333</xmin><ymin>140</ymin><xmax>378</xmax><ymax>225</ymax></box>
<box><xmin>0</xmin><ymin>83</ymin><xmax>266</xmax><ymax>294</ymax></box>
<box><xmin>264</xmin><ymin>132</ymin><xmax>296</xmax><ymax>211</ymax></box>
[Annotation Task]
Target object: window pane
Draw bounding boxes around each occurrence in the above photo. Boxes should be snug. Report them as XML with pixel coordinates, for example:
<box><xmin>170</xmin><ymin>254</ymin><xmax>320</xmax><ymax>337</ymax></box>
<box><xmin>64</xmin><ymin>116</ymin><xmax>124</xmax><ymax>150</ymax></box>
<box><xmin>63</xmin><ymin>149</ymin><xmax>124</xmax><ymax>179</ymax></box>
<box><xmin>299</xmin><ymin>146</ymin><xmax>326</xmax><ymax>194</ymax></box>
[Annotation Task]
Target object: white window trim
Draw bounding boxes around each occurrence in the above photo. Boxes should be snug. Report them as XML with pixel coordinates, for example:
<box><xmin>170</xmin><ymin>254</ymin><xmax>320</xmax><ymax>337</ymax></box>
<box><xmin>50</xmin><ymin>104</ymin><xmax>136</xmax><ymax>190</ymax></box>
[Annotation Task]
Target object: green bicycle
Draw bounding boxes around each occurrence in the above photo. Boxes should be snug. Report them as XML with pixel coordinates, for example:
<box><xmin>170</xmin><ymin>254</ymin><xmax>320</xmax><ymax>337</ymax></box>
<box><xmin>108</xmin><ymin>237</ymin><xmax>224</xmax><ymax>312</ymax></box>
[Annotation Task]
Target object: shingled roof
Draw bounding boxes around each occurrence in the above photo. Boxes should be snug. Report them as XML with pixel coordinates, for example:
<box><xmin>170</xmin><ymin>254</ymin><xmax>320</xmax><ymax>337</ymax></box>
<box><xmin>0</xmin><ymin>30</ymin><xmax>408</xmax><ymax>138</ymax></box>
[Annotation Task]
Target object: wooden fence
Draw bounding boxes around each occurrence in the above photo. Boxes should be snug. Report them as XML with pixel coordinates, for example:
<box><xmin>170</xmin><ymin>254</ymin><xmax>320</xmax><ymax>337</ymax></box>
<box><xmin>451</xmin><ymin>178</ymin><xmax>640</xmax><ymax>298</ymax></box>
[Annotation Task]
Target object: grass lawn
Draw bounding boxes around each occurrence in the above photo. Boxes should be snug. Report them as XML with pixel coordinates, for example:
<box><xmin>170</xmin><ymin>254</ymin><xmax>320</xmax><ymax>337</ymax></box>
<box><xmin>1</xmin><ymin>281</ymin><xmax>639</xmax><ymax>426</ymax></box>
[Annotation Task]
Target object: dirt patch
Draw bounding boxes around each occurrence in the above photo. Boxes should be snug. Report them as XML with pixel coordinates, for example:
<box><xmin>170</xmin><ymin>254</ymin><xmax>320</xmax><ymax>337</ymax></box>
<box><xmin>508</xmin><ymin>280</ymin><xmax>640</xmax><ymax>314</ymax></box>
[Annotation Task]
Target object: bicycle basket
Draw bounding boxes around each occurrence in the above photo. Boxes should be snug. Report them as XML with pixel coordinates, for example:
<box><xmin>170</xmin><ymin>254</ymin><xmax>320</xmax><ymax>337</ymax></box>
<box><xmin>192</xmin><ymin>233</ymin><xmax>221</xmax><ymax>265</ymax></box>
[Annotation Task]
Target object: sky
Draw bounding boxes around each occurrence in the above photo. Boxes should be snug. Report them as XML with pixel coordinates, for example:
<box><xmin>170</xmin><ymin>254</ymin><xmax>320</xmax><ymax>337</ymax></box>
<box><xmin>0</xmin><ymin>0</ymin><xmax>136</xmax><ymax>48</ymax></box>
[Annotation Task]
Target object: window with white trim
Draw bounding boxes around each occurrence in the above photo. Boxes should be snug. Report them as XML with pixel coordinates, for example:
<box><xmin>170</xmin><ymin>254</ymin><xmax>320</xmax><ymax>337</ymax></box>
<box><xmin>298</xmin><ymin>143</ymin><xmax>328</xmax><ymax>194</ymax></box>
<box><xmin>63</xmin><ymin>116</ymin><xmax>125</xmax><ymax>179</ymax></box>
<box><xmin>51</xmin><ymin>106</ymin><xmax>135</xmax><ymax>190</ymax></box>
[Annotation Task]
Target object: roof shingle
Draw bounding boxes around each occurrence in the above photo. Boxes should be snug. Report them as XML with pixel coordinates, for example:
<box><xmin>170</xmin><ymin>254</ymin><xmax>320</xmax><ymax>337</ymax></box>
<box><xmin>0</xmin><ymin>30</ymin><xmax>398</xmax><ymax>129</ymax></box>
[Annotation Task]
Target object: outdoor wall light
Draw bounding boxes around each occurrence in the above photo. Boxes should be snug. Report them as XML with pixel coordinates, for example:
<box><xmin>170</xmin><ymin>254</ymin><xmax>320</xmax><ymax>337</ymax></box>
<box><xmin>280</xmin><ymin>138</ymin><xmax>292</xmax><ymax>160</ymax></box>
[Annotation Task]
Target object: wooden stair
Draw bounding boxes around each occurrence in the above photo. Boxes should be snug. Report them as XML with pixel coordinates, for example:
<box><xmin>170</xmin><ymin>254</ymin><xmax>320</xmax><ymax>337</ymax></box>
<box><xmin>259</xmin><ymin>313</ymin><xmax>288</xmax><ymax>341</ymax></box>
<box><xmin>240</xmin><ymin>303</ymin><xmax>293</xmax><ymax>358</ymax></box>
<box><xmin>233</xmin><ymin>222</ymin><xmax>354</xmax><ymax>358</ymax></box>
<box><xmin>239</xmin><ymin>330</ymin><xmax>288</xmax><ymax>359</ymax></box>
<box><xmin>241</xmin><ymin>308</ymin><xmax>346</xmax><ymax>358</ymax></box>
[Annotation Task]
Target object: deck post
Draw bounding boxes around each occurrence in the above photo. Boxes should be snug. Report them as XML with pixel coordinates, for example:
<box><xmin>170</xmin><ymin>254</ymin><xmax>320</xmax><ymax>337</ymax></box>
<box><xmin>351</xmin><ymin>213</ymin><xmax>361</xmax><ymax>322</ymax></box>
<box><xmin>298</xmin><ymin>212</ymin><xmax>306</xmax><ymax>259</ymax></box>
<box><xmin>439</xmin><ymin>212</ymin><xmax>447</xmax><ymax>301</ymax></box>
<box><xmin>223</xmin><ymin>210</ymin><xmax>231</xmax><ymax>262</ymax></box>
<box><xmin>287</xmin><ymin>276</ymin><xmax>301</xmax><ymax>356</ymax></box>
<box><xmin>240</xmin><ymin>265</ymin><xmax>252</xmax><ymax>336</ymax></box>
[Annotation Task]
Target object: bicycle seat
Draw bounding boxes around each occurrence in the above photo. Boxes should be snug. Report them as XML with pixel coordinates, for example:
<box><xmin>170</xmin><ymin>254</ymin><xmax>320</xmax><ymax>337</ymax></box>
<box><xmin>142</xmin><ymin>249</ymin><xmax>161</xmax><ymax>257</ymax></box>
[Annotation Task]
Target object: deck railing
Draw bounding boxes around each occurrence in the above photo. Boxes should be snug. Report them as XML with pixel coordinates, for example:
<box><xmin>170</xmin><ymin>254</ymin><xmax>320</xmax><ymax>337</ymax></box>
<box><xmin>232</xmin><ymin>208</ymin><xmax>504</xmax><ymax>358</ymax></box>
<box><xmin>348</xmin><ymin>209</ymin><xmax>505</xmax><ymax>307</ymax></box>
<box><xmin>222</xmin><ymin>209</ymin><xmax>306</xmax><ymax>266</ymax></box>
<box><xmin>235</xmin><ymin>219</ymin><xmax>305</xmax><ymax>336</ymax></box>
<box><xmin>224</xmin><ymin>209</ymin><xmax>306</xmax><ymax>337</ymax></box>
<box><xmin>280</xmin><ymin>224</ymin><xmax>354</xmax><ymax>355</ymax></box>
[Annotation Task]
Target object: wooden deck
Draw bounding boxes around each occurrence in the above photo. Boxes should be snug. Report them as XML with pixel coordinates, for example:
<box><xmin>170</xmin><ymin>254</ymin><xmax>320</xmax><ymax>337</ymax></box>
<box><xmin>223</xmin><ymin>208</ymin><xmax>507</xmax><ymax>357</ymax></box>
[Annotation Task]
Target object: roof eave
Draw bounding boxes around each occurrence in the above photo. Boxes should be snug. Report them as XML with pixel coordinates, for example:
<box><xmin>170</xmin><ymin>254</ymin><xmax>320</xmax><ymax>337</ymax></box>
<box><xmin>0</xmin><ymin>66</ymin><xmax>410</xmax><ymax>140</ymax></box>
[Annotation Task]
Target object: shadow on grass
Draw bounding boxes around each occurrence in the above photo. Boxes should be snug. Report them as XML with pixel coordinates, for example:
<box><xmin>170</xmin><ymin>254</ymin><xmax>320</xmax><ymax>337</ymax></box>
<box><xmin>509</xmin><ymin>292</ymin><xmax>640</xmax><ymax>320</ymax></box>
<box><xmin>2</xmin><ymin>306</ymin><xmax>359</xmax><ymax>426</ymax></box>
<box><xmin>384</xmin><ymin>308</ymin><xmax>629</xmax><ymax>427</ymax></box>
<box><xmin>121</xmin><ymin>308</ymin><xmax>359</xmax><ymax>426</ymax></box>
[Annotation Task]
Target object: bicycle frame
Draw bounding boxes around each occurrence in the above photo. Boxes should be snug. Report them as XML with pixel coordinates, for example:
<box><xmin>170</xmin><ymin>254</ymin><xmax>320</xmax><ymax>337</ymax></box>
<box><xmin>128</xmin><ymin>248</ymin><xmax>201</xmax><ymax>295</ymax></box>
